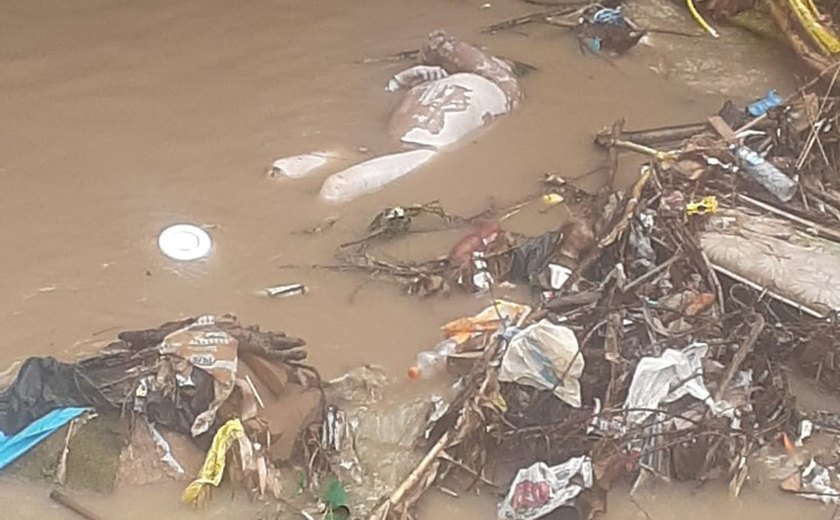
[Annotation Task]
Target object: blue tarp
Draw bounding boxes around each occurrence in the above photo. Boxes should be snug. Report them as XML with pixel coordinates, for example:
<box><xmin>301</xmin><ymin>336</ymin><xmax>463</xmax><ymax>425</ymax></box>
<box><xmin>0</xmin><ymin>407</ymin><xmax>88</xmax><ymax>470</ymax></box>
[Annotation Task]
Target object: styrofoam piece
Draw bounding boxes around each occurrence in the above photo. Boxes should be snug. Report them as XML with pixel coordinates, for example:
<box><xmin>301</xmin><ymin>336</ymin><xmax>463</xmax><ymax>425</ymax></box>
<box><xmin>319</xmin><ymin>149</ymin><xmax>437</xmax><ymax>203</ymax></box>
<box><xmin>269</xmin><ymin>152</ymin><xmax>333</xmax><ymax>179</ymax></box>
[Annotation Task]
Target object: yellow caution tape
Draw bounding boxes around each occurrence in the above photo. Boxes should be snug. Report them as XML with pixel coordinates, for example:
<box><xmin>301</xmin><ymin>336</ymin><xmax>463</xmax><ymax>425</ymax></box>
<box><xmin>686</xmin><ymin>196</ymin><xmax>718</xmax><ymax>216</ymax></box>
<box><xmin>789</xmin><ymin>0</ymin><xmax>840</xmax><ymax>55</ymax></box>
<box><xmin>182</xmin><ymin>418</ymin><xmax>245</xmax><ymax>506</ymax></box>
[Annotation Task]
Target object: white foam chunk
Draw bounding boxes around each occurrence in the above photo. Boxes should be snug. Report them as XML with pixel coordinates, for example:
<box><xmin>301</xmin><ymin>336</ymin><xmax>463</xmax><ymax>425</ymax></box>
<box><xmin>319</xmin><ymin>149</ymin><xmax>437</xmax><ymax>203</ymax></box>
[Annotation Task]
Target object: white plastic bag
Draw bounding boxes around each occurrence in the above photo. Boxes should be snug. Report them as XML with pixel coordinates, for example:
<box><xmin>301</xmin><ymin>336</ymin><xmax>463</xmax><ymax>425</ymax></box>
<box><xmin>499</xmin><ymin>320</ymin><xmax>584</xmax><ymax>408</ymax></box>
<box><xmin>389</xmin><ymin>73</ymin><xmax>509</xmax><ymax>150</ymax></box>
<box><xmin>624</xmin><ymin>343</ymin><xmax>714</xmax><ymax>425</ymax></box>
<box><xmin>498</xmin><ymin>456</ymin><xmax>593</xmax><ymax>520</ymax></box>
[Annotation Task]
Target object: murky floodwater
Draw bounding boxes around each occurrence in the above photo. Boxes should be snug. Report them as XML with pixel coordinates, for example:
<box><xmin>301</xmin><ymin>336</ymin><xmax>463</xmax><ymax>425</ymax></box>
<box><xmin>0</xmin><ymin>0</ymin><xmax>829</xmax><ymax>518</ymax></box>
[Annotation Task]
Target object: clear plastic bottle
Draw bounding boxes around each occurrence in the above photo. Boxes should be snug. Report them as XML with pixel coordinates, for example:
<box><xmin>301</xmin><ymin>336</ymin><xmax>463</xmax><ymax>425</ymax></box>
<box><xmin>407</xmin><ymin>338</ymin><xmax>458</xmax><ymax>380</ymax></box>
<box><xmin>734</xmin><ymin>146</ymin><xmax>798</xmax><ymax>203</ymax></box>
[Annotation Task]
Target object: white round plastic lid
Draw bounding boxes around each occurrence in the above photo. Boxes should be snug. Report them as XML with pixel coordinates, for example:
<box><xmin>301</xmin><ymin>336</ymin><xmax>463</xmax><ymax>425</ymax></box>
<box><xmin>158</xmin><ymin>224</ymin><xmax>212</xmax><ymax>261</ymax></box>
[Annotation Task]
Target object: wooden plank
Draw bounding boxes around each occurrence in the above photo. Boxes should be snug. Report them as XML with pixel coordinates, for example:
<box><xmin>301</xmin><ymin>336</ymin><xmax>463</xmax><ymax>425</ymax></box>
<box><xmin>50</xmin><ymin>490</ymin><xmax>105</xmax><ymax>520</ymax></box>
<box><xmin>707</xmin><ymin>115</ymin><xmax>737</xmax><ymax>142</ymax></box>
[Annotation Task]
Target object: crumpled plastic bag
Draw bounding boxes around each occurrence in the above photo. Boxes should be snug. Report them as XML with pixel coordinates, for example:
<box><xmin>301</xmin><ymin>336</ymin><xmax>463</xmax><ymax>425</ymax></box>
<box><xmin>499</xmin><ymin>320</ymin><xmax>584</xmax><ymax>408</ymax></box>
<box><xmin>507</xmin><ymin>232</ymin><xmax>561</xmax><ymax>285</ymax></box>
<box><xmin>388</xmin><ymin>30</ymin><xmax>519</xmax><ymax>150</ymax></box>
<box><xmin>390</xmin><ymin>71</ymin><xmax>510</xmax><ymax>149</ymax></box>
<box><xmin>386</xmin><ymin>65</ymin><xmax>449</xmax><ymax>92</ymax></box>
<box><xmin>441</xmin><ymin>300</ymin><xmax>531</xmax><ymax>344</ymax></box>
<box><xmin>782</xmin><ymin>458</ymin><xmax>840</xmax><ymax>504</ymax></box>
<box><xmin>624</xmin><ymin>343</ymin><xmax>714</xmax><ymax>425</ymax></box>
<box><xmin>498</xmin><ymin>456</ymin><xmax>593</xmax><ymax>520</ymax></box>
<box><xmin>160</xmin><ymin>315</ymin><xmax>239</xmax><ymax>437</ymax></box>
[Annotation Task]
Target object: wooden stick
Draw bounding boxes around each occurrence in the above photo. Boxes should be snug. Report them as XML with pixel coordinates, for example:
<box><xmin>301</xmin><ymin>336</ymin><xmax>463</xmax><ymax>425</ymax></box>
<box><xmin>610</xmin><ymin>139</ymin><xmax>676</xmax><ymax>161</ymax></box>
<box><xmin>545</xmin><ymin>15</ymin><xmax>704</xmax><ymax>38</ymax></box>
<box><xmin>49</xmin><ymin>490</ymin><xmax>106</xmax><ymax>520</ymax></box>
<box><xmin>702</xmin><ymin>251</ymin><xmax>727</xmax><ymax>317</ymax></box>
<box><xmin>707</xmin><ymin>262</ymin><xmax>826</xmax><ymax>318</ymax></box>
<box><xmin>368</xmin><ymin>432</ymin><xmax>450</xmax><ymax>520</ymax></box>
<box><xmin>623</xmin><ymin>253</ymin><xmax>680</xmax><ymax>292</ymax></box>
<box><xmin>245</xmin><ymin>375</ymin><xmax>265</xmax><ymax>409</ymax></box>
<box><xmin>609</xmin><ymin>119</ymin><xmax>624</xmax><ymax>188</ymax></box>
<box><xmin>595</xmin><ymin>122</ymin><xmax>710</xmax><ymax>147</ymax></box>
<box><xmin>736</xmin><ymin>193</ymin><xmax>840</xmax><ymax>243</ymax></box>
<box><xmin>599</xmin><ymin>166</ymin><xmax>653</xmax><ymax>248</ymax></box>
<box><xmin>544</xmin><ymin>16</ymin><xmax>577</xmax><ymax>28</ymax></box>
<box><xmin>438</xmin><ymin>451</ymin><xmax>501</xmax><ymax>489</ymax></box>
<box><xmin>240</xmin><ymin>353</ymin><xmax>287</xmax><ymax>397</ymax></box>
<box><xmin>483</xmin><ymin>5</ymin><xmax>582</xmax><ymax>33</ymax></box>
<box><xmin>715</xmin><ymin>315</ymin><xmax>764</xmax><ymax>401</ymax></box>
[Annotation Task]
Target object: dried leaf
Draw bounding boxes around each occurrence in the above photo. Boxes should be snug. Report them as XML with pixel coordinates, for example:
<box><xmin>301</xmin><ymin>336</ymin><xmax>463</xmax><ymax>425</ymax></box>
<box><xmin>685</xmin><ymin>293</ymin><xmax>716</xmax><ymax>316</ymax></box>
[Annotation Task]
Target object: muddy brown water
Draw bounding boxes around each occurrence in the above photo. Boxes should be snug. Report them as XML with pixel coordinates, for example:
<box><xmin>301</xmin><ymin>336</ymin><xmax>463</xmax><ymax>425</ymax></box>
<box><xmin>0</xmin><ymin>0</ymin><xmax>829</xmax><ymax>517</ymax></box>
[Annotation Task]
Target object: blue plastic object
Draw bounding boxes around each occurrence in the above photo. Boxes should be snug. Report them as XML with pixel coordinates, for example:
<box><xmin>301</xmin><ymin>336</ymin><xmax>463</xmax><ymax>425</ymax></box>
<box><xmin>591</xmin><ymin>7</ymin><xmax>625</xmax><ymax>26</ymax></box>
<box><xmin>585</xmin><ymin>37</ymin><xmax>602</xmax><ymax>52</ymax></box>
<box><xmin>747</xmin><ymin>90</ymin><xmax>784</xmax><ymax>117</ymax></box>
<box><xmin>0</xmin><ymin>407</ymin><xmax>88</xmax><ymax>470</ymax></box>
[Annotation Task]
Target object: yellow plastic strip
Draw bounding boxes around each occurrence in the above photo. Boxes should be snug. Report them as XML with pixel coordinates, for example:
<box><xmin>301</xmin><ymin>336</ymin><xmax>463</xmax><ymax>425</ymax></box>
<box><xmin>686</xmin><ymin>196</ymin><xmax>719</xmax><ymax>216</ymax></box>
<box><xmin>181</xmin><ymin>419</ymin><xmax>244</xmax><ymax>506</ymax></box>
<box><xmin>686</xmin><ymin>0</ymin><xmax>720</xmax><ymax>39</ymax></box>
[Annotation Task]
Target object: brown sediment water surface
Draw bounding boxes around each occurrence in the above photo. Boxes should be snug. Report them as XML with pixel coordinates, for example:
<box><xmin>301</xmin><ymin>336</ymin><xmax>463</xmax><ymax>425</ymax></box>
<box><xmin>0</xmin><ymin>0</ymin><xmax>828</xmax><ymax>517</ymax></box>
